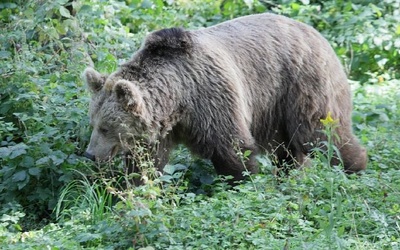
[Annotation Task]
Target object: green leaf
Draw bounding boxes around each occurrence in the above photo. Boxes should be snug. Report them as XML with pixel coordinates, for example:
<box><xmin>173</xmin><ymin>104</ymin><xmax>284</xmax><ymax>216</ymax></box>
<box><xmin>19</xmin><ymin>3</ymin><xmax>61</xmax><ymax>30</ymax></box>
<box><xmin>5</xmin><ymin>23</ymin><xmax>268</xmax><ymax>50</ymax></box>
<box><xmin>59</xmin><ymin>6</ymin><xmax>71</xmax><ymax>18</ymax></box>
<box><xmin>10</xmin><ymin>144</ymin><xmax>28</xmax><ymax>159</ymax></box>
<box><xmin>78</xmin><ymin>5</ymin><xmax>91</xmax><ymax>14</ymax></box>
<box><xmin>163</xmin><ymin>164</ymin><xmax>175</xmax><ymax>175</ymax></box>
<box><xmin>291</xmin><ymin>2</ymin><xmax>300</xmax><ymax>11</ymax></box>
<box><xmin>0</xmin><ymin>51</ymin><xmax>11</xmax><ymax>59</ymax></box>
<box><xmin>159</xmin><ymin>175</ymin><xmax>173</xmax><ymax>183</ymax></box>
<box><xmin>141</xmin><ymin>0</ymin><xmax>154</xmax><ymax>9</ymax></box>
<box><xmin>55</xmin><ymin>20</ymin><xmax>68</xmax><ymax>35</ymax></box>
<box><xmin>396</xmin><ymin>25</ymin><xmax>400</xmax><ymax>35</ymax></box>
<box><xmin>36</xmin><ymin>156</ymin><xmax>50</xmax><ymax>165</ymax></box>
<box><xmin>13</xmin><ymin>224</ymin><xmax>22</xmax><ymax>232</ymax></box>
<box><xmin>50</xmin><ymin>151</ymin><xmax>67</xmax><ymax>165</ymax></box>
<box><xmin>12</xmin><ymin>170</ymin><xmax>27</xmax><ymax>182</ymax></box>
<box><xmin>76</xmin><ymin>232</ymin><xmax>102</xmax><ymax>243</ymax></box>
<box><xmin>22</xmin><ymin>156</ymin><xmax>35</xmax><ymax>167</ymax></box>
<box><xmin>173</xmin><ymin>164</ymin><xmax>188</xmax><ymax>171</ymax></box>
<box><xmin>243</xmin><ymin>150</ymin><xmax>252</xmax><ymax>158</ymax></box>
<box><xmin>17</xmin><ymin>179</ymin><xmax>29</xmax><ymax>190</ymax></box>
<box><xmin>28</xmin><ymin>167</ymin><xmax>41</xmax><ymax>176</ymax></box>
<box><xmin>0</xmin><ymin>147</ymin><xmax>11</xmax><ymax>158</ymax></box>
<box><xmin>0</xmin><ymin>3</ymin><xmax>17</xmax><ymax>8</ymax></box>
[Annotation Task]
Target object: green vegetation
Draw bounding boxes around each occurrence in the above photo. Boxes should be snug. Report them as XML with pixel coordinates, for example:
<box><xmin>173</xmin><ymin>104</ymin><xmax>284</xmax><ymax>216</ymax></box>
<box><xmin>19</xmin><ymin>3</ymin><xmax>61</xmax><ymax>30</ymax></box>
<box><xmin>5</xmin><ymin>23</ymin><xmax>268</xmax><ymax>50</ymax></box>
<box><xmin>1</xmin><ymin>0</ymin><xmax>400</xmax><ymax>249</ymax></box>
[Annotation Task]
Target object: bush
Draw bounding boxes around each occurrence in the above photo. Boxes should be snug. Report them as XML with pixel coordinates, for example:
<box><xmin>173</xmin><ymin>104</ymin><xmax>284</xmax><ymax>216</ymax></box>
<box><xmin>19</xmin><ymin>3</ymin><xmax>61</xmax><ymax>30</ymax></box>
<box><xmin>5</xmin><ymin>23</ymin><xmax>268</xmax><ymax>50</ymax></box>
<box><xmin>1</xmin><ymin>0</ymin><xmax>400</xmax><ymax>248</ymax></box>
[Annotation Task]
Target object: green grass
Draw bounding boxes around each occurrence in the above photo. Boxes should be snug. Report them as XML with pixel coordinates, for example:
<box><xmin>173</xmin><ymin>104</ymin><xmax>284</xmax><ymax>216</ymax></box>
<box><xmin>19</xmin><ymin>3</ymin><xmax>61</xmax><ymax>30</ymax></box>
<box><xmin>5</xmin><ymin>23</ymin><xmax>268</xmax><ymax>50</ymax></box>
<box><xmin>1</xmin><ymin>0</ymin><xmax>400</xmax><ymax>249</ymax></box>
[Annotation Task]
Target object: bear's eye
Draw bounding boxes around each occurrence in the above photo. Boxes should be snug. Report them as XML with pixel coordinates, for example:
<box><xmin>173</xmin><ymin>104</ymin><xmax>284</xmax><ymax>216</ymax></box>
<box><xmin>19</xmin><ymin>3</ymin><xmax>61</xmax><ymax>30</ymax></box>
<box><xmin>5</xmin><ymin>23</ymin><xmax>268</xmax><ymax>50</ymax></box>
<box><xmin>99</xmin><ymin>127</ymin><xmax>109</xmax><ymax>134</ymax></box>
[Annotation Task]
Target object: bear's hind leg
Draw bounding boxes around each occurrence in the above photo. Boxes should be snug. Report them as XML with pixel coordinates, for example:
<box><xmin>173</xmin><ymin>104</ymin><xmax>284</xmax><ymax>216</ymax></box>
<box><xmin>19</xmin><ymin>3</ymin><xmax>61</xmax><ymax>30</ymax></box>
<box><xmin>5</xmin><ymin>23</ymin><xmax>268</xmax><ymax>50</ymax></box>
<box><xmin>298</xmin><ymin>124</ymin><xmax>367</xmax><ymax>173</ymax></box>
<box><xmin>335</xmin><ymin>133</ymin><xmax>367</xmax><ymax>173</ymax></box>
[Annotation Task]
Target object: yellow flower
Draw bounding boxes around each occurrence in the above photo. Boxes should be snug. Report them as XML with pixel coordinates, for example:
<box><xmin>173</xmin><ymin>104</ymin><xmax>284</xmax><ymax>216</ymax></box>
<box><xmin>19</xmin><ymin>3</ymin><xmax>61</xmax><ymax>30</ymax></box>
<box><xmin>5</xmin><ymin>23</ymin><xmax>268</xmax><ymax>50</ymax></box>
<box><xmin>320</xmin><ymin>111</ymin><xmax>339</xmax><ymax>126</ymax></box>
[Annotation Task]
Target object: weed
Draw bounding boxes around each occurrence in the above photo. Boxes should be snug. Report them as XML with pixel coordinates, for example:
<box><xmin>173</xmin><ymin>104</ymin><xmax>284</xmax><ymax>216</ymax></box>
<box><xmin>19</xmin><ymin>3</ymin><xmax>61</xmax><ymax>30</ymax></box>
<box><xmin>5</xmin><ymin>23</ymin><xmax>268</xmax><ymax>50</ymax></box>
<box><xmin>1</xmin><ymin>0</ymin><xmax>400</xmax><ymax>249</ymax></box>
<box><xmin>312</xmin><ymin>111</ymin><xmax>343</xmax><ymax>169</ymax></box>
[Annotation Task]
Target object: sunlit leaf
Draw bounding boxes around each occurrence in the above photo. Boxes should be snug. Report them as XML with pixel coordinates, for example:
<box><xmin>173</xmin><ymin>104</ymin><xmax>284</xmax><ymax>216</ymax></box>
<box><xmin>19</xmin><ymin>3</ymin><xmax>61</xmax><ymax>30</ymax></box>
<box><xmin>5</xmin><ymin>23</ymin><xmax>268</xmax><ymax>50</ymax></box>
<box><xmin>59</xmin><ymin>6</ymin><xmax>71</xmax><ymax>18</ymax></box>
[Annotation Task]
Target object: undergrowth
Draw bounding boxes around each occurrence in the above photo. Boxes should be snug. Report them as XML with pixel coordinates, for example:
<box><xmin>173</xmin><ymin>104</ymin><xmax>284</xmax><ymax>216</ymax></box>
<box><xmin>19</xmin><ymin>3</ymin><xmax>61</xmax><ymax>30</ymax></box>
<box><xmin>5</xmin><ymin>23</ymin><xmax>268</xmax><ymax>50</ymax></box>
<box><xmin>1</xmin><ymin>0</ymin><xmax>400</xmax><ymax>249</ymax></box>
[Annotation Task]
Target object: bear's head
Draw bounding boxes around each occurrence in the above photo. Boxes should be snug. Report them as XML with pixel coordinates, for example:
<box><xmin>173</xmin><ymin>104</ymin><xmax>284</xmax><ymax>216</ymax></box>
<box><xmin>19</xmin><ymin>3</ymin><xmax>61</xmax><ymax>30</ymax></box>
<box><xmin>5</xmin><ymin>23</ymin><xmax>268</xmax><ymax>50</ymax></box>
<box><xmin>83</xmin><ymin>67</ymin><xmax>152</xmax><ymax>162</ymax></box>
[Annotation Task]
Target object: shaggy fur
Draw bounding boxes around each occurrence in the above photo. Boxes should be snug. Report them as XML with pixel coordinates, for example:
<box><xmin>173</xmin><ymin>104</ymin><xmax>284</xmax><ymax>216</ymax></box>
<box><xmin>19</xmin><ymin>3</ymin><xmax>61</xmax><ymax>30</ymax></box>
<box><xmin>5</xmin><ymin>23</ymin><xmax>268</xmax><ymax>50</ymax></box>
<box><xmin>84</xmin><ymin>13</ymin><xmax>367</xmax><ymax>181</ymax></box>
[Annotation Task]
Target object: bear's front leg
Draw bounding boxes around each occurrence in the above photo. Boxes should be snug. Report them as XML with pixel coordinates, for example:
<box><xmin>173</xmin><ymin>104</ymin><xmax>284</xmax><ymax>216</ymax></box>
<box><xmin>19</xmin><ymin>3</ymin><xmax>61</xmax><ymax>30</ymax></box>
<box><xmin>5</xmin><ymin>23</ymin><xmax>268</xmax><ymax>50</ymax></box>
<box><xmin>210</xmin><ymin>139</ymin><xmax>259</xmax><ymax>183</ymax></box>
<box><xmin>123</xmin><ymin>135</ymin><xmax>175</xmax><ymax>185</ymax></box>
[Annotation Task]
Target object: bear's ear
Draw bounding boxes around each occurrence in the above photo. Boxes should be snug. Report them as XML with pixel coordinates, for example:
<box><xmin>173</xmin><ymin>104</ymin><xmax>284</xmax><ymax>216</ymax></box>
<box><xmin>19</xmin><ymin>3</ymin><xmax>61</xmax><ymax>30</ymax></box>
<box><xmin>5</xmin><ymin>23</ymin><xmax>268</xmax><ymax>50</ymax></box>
<box><xmin>113</xmin><ymin>80</ymin><xmax>145</xmax><ymax>115</ymax></box>
<box><xmin>83</xmin><ymin>67</ymin><xmax>107</xmax><ymax>93</ymax></box>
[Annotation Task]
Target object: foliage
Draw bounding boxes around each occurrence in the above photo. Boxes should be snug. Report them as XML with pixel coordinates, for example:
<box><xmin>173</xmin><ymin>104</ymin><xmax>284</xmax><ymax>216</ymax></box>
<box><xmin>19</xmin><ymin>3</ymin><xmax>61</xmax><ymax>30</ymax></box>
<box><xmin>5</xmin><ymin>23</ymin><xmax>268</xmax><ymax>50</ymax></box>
<box><xmin>0</xmin><ymin>0</ymin><xmax>400</xmax><ymax>249</ymax></box>
<box><xmin>262</xmin><ymin>0</ymin><xmax>400</xmax><ymax>81</ymax></box>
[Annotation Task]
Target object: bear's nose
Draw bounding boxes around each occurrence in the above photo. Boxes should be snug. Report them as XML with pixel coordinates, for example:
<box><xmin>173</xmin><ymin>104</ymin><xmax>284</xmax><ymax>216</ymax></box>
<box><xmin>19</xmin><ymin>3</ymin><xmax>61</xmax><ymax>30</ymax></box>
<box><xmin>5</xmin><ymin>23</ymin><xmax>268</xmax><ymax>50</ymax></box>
<box><xmin>84</xmin><ymin>152</ymin><xmax>96</xmax><ymax>161</ymax></box>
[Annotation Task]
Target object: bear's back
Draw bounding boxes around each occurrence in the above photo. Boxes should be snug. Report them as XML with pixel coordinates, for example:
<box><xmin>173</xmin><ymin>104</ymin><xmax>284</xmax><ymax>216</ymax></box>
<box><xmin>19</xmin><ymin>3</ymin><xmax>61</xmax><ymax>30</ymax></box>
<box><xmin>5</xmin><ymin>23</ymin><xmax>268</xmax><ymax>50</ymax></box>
<box><xmin>192</xmin><ymin>13</ymin><xmax>343</xmax><ymax>89</ymax></box>
<box><xmin>191</xmin><ymin>13</ymin><xmax>351</xmax><ymax>142</ymax></box>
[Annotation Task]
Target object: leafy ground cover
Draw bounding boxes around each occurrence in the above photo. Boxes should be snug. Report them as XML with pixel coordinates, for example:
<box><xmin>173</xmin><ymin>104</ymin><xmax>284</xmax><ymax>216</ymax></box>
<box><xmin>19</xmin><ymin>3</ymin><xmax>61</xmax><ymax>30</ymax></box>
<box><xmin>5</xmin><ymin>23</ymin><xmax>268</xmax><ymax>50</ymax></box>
<box><xmin>1</xmin><ymin>0</ymin><xmax>400</xmax><ymax>249</ymax></box>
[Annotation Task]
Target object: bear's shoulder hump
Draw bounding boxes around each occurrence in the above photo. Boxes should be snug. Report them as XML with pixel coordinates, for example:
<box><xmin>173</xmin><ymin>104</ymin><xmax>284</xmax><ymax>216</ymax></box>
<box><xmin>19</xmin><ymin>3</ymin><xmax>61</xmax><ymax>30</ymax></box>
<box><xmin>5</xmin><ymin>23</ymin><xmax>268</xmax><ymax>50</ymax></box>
<box><xmin>143</xmin><ymin>27</ymin><xmax>193</xmax><ymax>55</ymax></box>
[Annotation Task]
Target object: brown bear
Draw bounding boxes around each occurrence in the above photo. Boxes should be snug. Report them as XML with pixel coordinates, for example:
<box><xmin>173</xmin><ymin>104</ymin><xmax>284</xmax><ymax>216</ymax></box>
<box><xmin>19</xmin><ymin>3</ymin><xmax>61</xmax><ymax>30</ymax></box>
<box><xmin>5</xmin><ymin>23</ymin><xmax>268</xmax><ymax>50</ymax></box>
<box><xmin>83</xmin><ymin>13</ymin><xmax>367</xmax><ymax>181</ymax></box>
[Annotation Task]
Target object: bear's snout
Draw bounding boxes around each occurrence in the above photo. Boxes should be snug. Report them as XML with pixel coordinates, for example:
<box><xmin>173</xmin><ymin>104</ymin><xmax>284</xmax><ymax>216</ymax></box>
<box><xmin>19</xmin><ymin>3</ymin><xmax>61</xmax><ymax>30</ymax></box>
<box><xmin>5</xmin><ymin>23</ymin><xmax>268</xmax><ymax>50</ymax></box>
<box><xmin>84</xmin><ymin>151</ymin><xmax>96</xmax><ymax>161</ymax></box>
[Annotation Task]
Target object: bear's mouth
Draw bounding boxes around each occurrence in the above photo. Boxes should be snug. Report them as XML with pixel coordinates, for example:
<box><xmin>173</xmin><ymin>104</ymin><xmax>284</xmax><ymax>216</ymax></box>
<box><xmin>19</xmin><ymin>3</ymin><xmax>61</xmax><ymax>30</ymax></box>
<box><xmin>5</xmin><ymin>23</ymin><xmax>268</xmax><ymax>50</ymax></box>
<box><xmin>109</xmin><ymin>145</ymin><xmax>120</xmax><ymax>160</ymax></box>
